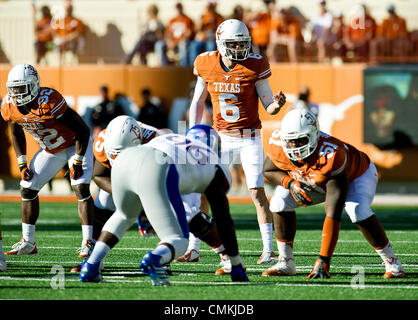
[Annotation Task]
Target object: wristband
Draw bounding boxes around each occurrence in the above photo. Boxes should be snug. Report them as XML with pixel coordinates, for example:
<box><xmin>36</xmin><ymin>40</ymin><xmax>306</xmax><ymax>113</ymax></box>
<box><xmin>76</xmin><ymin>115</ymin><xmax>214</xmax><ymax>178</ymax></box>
<box><xmin>280</xmin><ymin>175</ymin><xmax>293</xmax><ymax>189</ymax></box>
<box><xmin>73</xmin><ymin>154</ymin><xmax>85</xmax><ymax>163</ymax></box>
<box><xmin>17</xmin><ymin>155</ymin><xmax>27</xmax><ymax>166</ymax></box>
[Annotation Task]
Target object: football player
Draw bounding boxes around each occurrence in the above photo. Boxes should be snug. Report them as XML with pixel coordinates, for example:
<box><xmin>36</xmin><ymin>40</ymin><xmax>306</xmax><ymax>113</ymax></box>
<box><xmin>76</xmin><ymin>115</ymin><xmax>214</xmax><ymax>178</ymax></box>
<box><xmin>69</xmin><ymin>115</ymin><xmax>162</xmax><ymax>272</ymax></box>
<box><xmin>80</xmin><ymin>132</ymin><xmax>249</xmax><ymax>285</ymax></box>
<box><xmin>189</xmin><ymin>19</ymin><xmax>287</xmax><ymax>264</ymax></box>
<box><xmin>262</xmin><ymin>108</ymin><xmax>405</xmax><ymax>279</ymax></box>
<box><xmin>1</xmin><ymin>64</ymin><xmax>95</xmax><ymax>257</ymax></box>
<box><xmin>77</xmin><ymin>117</ymin><xmax>229</xmax><ymax>275</ymax></box>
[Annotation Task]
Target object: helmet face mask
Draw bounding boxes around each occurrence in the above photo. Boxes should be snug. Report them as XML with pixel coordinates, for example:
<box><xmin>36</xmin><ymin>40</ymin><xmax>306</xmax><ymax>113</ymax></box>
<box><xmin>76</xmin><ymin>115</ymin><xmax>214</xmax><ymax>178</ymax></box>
<box><xmin>280</xmin><ymin>109</ymin><xmax>320</xmax><ymax>162</ymax></box>
<box><xmin>104</xmin><ymin>116</ymin><xmax>142</xmax><ymax>165</ymax></box>
<box><xmin>216</xmin><ymin>19</ymin><xmax>251</xmax><ymax>61</ymax></box>
<box><xmin>6</xmin><ymin>64</ymin><xmax>40</xmax><ymax>107</ymax></box>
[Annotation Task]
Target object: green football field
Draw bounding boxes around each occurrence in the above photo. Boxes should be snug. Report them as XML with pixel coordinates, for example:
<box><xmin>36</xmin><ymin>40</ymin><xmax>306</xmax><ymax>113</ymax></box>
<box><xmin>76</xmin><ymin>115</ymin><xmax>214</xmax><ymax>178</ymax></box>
<box><xmin>0</xmin><ymin>201</ymin><xmax>417</xmax><ymax>300</ymax></box>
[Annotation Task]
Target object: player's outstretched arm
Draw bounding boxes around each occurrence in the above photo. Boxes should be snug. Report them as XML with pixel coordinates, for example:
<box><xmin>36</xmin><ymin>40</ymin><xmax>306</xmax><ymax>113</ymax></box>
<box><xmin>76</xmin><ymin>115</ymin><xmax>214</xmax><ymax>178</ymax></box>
<box><xmin>188</xmin><ymin>77</ymin><xmax>208</xmax><ymax>127</ymax></box>
<box><xmin>307</xmin><ymin>170</ymin><xmax>349</xmax><ymax>279</ymax></box>
<box><xmin>58</xmin><ymin>107</ymin><xmax>91</xmax><ymax>156</ymax></box>
<box><xmin>58</xmin><ymin>107</ymin><xmax>91</xmax><ymax>179</ymax></box>
<box><xmin>9</xmin><ymin>122</ymin><xmax>33</xmax><ymax>181</ymax></box>
<box><xmin>255</xmin><ymin>79</ymin><xmax>287</xmax><ymax>115</ymax></box>
<box><xmin>9</xmin><ymin>122</ymin><xmax>27</xmax><ymax>158</ymax></box>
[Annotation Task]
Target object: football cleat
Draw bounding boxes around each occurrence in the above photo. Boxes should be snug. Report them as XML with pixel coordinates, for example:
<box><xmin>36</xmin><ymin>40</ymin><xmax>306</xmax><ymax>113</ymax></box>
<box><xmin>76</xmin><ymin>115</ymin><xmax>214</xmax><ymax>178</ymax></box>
<box><xmin>230</xmin><ymin>265</ymin><xmax>249</xmax><ymax>282</ymax></box>
<box><xmin>77</xmin><ymin>239</ymin><xmax>94</xmax><ymax>258</ymax></box>
<box><xmin>139</xmin><ymin>252</ymin><xmax>170</xmax><ymax>286</ymax></box>
<box><xmin>0</xmin><ymin>255</ymin><xmax>6</xmax><ymax>272</ymax></box>
<box><xmin>4</xmin><ymin>238</ymin><xmax>38</xmax><ymax>255</ymax></box>
<box><xmin>173</xmin><ymin>249</ymin><xmax>200</xmax><ymax>262</ymax></box>
<box><xmin>215</xmin><ymin>255</ymin><xmax>231</xmax><ymax>275</ymax></box>
<box><xmin>257</xmin><ymin>251</ymin><xmax>276</xmax><ymax>264</ymax></box>
<box><xmin>383</xmin><ymin>257</ymin><xmax>405</xmax><ymax>279</ymax></box>
<box><xmin>71</xmin><ymin>260</ymin><xmax>104</xmax><ymax>273</ymax></box>
<box><xmin>306</xmin><ymin>258</ymin><xmax>330</xmax><ymax>279</ymax></box>
<box><xmin>79</xmin><ymin>260</ymin><xmax>103</xmax><ymax>282</ymax></box>
<box><xmin>262</xmin><ymin>256</ymin><xmax>296</xmax><ymax>276</ymax></box>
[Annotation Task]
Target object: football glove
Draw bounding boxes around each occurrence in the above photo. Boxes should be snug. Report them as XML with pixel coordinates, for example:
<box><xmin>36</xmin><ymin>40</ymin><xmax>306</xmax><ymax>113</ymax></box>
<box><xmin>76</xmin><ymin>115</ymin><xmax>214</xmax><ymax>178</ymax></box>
<box><xmin>306</xmin><ymin>256</ymin><xmax>330</xmax><ymax>279</ymax></box>
<box><xmin>19</xmin><ymin>163</ymin><xmax>33</xmax><ymax>181</ymax></box>
<box><xmin>70</xmin><ymin>159</ymin><xmax>84</xmax><ymax>180</ymax></box>
<box><xmin>282</xmin><ymin>177</ymin><xmax>313</xmax><ymax>207</ymax></box>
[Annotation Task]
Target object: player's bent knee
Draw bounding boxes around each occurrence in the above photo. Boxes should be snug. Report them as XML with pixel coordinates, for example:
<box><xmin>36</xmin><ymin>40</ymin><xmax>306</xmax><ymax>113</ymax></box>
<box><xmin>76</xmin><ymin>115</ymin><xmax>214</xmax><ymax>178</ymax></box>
<box><xmin>188</xmin><ymin>211</ymin><xmax>214</xmax><ymax>238</ymax></box>
<box><xmin>20</xmin><ymin>187</ymin><xmax>39</xmax><ymax>201</ymax></box>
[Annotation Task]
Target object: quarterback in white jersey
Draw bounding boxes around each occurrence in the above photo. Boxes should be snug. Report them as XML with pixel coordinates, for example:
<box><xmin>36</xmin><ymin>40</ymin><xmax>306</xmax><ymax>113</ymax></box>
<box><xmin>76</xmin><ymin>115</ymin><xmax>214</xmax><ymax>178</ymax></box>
<box><xmin>80</xmin><ymin>127</ymin><xmax>248</xmax><ymax>285</ymax></box>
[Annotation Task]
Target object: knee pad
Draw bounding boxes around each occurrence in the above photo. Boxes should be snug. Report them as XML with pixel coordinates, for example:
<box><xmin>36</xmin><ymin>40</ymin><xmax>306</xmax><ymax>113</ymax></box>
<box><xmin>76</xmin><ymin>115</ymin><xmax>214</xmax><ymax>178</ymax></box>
<box><xmin>188</xmin><ymin>211</ymin><xmax>214</xmax><ymax>238</ymax></box>
<box><xmin>20</xmin><ymin>188</ymin><xmax>39</xmax><ymax>201</ymax></box>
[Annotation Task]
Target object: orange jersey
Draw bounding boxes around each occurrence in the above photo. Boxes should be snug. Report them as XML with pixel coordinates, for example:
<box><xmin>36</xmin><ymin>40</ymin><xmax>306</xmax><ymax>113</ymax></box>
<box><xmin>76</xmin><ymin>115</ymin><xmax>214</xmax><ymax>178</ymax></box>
<box><xmin>266</xmin><ymin>131</ymin><xmax>370</xmax><ymax>192</ymax></box>
<box><xmin>93</xmin><ymin>122</ymin><xmax>163</xmax><ymax>169</ymax></box>
<box><xmin>249</xmin><ymin>13</ymin><xmax>271</xmax><ymax>47</ymax></box>
<box><xmin>345</xmin><ymin>15</ymin><xmax>376</xmax><ymax>43</ymax></box>
<box><xmin>167</xmin><ymin>15</ymin><xmax>195</xmax><ymax>42</ymax></box>
<box><xmin>1</xmin><ymin>87</ymin><xmax>76</xmax><ymax>154</ymax></box>
<box><xmin>193</xmin><ymin>50</ymin><xmax>271</xmax><ymax>135</ymax></box>
<box><xmin>378</xmin><ymin>15</ymin><xmax>408</xmax><ymax>40</ymax></box>
<box><xmin>52</xmin><ymin>16</ymin><xmax>84</xmax><ymax>37</ymax></box>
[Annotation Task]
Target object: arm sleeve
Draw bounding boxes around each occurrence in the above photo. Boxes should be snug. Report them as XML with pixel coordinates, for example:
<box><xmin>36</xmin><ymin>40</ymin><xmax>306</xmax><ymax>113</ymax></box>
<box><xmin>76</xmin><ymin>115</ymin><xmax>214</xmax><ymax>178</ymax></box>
<box><xmin>255</xmin><ymin>78</ymin><xmax>275</xmax><ymax>110</ymax></box>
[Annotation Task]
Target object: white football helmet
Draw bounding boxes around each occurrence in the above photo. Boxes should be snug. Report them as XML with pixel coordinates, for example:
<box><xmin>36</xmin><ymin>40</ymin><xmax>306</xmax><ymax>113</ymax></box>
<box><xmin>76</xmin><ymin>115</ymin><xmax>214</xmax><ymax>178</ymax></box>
<box><xmin>280</xmin><ymin>108</ymin><xmax>320</xmax><ymax>161</ymax></box>
<box><xmin>215</xmin><ymin>19</ymin><xmax>251</xmax><ymax>61</ymax></box>
<box><xmin>104</xmin><ymin>115</ymin><xmax>142</xmax><ymax>165</ymax></box>
<box><xmin>6</xmin><ymin>64</ymin><xmax>40</xmax><ymax>107</ymax></box>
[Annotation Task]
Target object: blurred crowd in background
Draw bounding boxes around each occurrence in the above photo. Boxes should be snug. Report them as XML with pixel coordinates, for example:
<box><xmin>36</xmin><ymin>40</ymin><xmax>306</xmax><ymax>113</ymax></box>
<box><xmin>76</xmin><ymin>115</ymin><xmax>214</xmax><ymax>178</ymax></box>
<box><xmin>31</xmin><ymin>0</ymin><xmax>418</xmax><ymax>66</ymax></box>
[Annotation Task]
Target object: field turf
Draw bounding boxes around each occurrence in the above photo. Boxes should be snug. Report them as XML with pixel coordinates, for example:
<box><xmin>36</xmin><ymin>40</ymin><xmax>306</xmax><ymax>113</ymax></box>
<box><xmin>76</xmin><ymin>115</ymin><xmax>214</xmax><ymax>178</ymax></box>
<box><xmin>0</xmin><ymin>201</ymin><xmax>417</xmax><ymax>301</ymax></box>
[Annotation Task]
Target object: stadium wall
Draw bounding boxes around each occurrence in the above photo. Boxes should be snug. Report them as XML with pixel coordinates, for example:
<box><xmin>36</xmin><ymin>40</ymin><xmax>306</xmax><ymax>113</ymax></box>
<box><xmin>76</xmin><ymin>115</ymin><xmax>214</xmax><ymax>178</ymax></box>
<box><xmin>1</xmin><ymin>63</ymin><xmax>416</xmax><ymax>181</ymax></box>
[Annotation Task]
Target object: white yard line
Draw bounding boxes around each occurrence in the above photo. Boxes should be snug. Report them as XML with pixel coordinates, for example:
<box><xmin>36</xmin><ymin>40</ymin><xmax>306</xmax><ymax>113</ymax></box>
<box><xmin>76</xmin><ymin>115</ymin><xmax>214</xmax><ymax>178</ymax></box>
<box><xmin>3</xmin><ymin>245</ymin><xmax>418</xmax><ymax>256</ymax></box>
<box><xmin>0</xmin><ymin>276</ymin><xmax>417</xmax><ymax>290</ymax></box>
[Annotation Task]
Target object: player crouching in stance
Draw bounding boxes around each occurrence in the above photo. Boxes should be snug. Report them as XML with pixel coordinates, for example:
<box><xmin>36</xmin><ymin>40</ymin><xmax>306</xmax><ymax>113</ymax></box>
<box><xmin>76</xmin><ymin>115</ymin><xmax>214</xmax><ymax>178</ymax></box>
<box><xmin>80</xmin><ymin>129</ymin><xmax>248</xmax><ymax>285</ymax></box>
<box><xmin>261</xmin><ymin>108</ymin><xmax>404</xmax><ymax>279</ymax></box>
<box><xmin>1</xmin><ymin>64</ymin><xmax>95</xmax><ymax>257</ymax></box>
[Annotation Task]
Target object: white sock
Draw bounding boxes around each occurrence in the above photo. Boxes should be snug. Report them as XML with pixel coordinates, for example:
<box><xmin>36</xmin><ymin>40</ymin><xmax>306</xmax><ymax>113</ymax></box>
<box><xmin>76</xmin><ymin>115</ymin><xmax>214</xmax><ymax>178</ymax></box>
<box><xmin>87</xmin><ymin>241</ymin><xmax>110</xmax><ymax>264</ymax></box>
<box><xmin>187</xmin><ymin>233</ymin><xmax>201</xmax><ymax>252</ymax></box>
<box><xmin>152</xmin><ymin>245</ymin><xmax>172</xmax><ymax>265</ymax></box>
<box><xmin>82</xmin><ymin>225</ymin><xmax>93</xmax><ymax>243</ymax></box>
<box><xmin>259</xmin><ymin>223</ymin><xmax>274</xmax><ymax>253</ymax></box>
<box><xmin>375</xmin><ymin>242</ymin><xmax>397</xmax><ymax>262</ymax></box>
<box><xmin>212</xmin><ymin>244</ymin><xmax>225</xmax><ymax>254</ymax></box>
<box><xmin>277</xmin><ymin>239</ymin><xmax>294</xmax><ymax>259</ymax></box>
<box><xmin>22</xmin><ymin>223</ymin><xmax>35</xmax><ymax>243</ymax></box>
